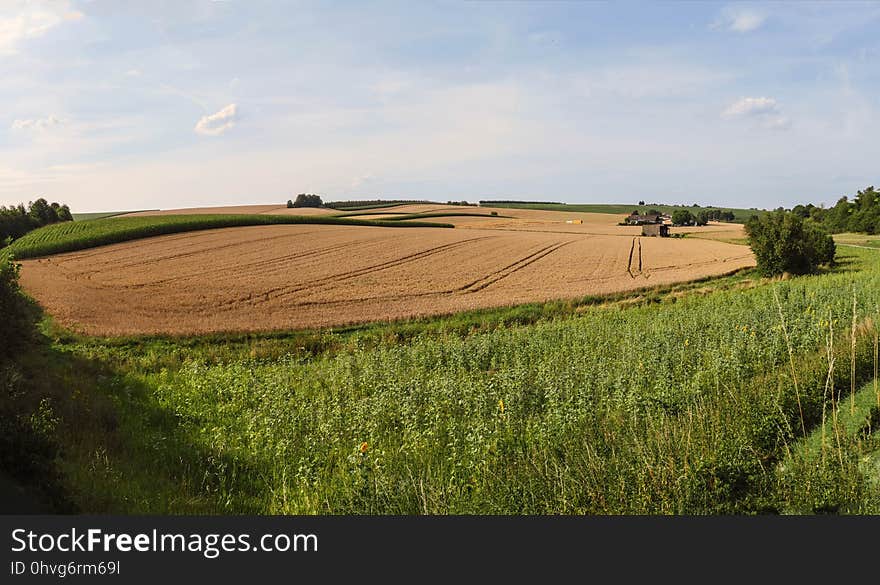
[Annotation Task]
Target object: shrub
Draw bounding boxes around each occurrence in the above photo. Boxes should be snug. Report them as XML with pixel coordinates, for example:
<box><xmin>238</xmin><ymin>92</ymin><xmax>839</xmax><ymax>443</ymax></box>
<box><xmin>0</xmin><ymin>257</ymin><xmax>34</xmax><ymax>359</ymax></box>
<box><xmin>745</xmin><ymin>211</ymin><xmax>836</xmax><ymax>276</ymax></box>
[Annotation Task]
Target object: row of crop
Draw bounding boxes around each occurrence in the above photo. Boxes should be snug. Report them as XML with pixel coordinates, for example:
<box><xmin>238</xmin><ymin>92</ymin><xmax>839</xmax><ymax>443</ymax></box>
<box><xmin>3</xmin><ymin>214</ymin><xmax>453</xmax><ymax>259</ymax></box>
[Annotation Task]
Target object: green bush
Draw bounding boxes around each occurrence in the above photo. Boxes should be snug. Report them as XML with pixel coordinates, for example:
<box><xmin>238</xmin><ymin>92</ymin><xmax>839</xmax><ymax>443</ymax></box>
<box><xmin>745</xmin><ymin>211</ymin><xmax>836</xmax><ymax>276</ymax></box>
<box><xmin>0</xmin><ymin>257</ymin><xmax>34</xmax><ymax>359</ymax></box>
<box><xmin>671</xmin><ymin>209</ymin><xmax>694</xmax><ymax>226</ymax></box>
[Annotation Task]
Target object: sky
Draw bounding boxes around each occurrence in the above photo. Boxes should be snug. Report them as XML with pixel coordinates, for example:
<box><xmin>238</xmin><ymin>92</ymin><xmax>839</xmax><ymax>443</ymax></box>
<box><xmin>1</xmin><ymin>1</ymin><xmax>879</xmax><ymax>212</ymax></box>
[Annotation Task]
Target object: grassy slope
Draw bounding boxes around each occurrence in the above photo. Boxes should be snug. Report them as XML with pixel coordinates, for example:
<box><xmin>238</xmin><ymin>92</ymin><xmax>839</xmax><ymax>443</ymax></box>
<box><xmin>834</xmin><ymin>233</ymin><xmax>880</xmax><ymax>249</ymax></box>
<box><xmin>23</xmin><ymin>246</ymin><xmax>880</xmax><ymax>514</ymax></box>
<box><xmin>481</xmin><ymin>202</ymin><xmax>765</xmax><ymax>223</ymax></box>
<box><xmin>3</xmin><ymin>213</ymin><xmax>453</xmax><ymax>259</ymax></box>
<box><xmin>780</xmin><ymin>377</ymin><xmax>880</xmax><ymax>513</ymax></box>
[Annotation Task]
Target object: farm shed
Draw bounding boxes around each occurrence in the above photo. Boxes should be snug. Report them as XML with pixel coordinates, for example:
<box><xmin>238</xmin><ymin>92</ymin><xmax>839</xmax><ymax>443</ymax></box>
<box><xmin>625</xmin><ymin>211</ymin><xmax>662</xmax><ymax>225</ymax></box>
<box><xmin>641</xmin><ymin>224</ymin><xmax>669</xmax><ymax>237</ymax></box>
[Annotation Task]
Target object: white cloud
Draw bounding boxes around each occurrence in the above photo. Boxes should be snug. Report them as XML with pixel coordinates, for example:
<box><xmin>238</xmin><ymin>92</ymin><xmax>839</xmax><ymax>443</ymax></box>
<box><xmin>713</xmin><ymin>7</ymin><xmax>766</xmax><ymax>33</ymax></box>
<box><xmin>722</xmin><ymin>97</ymin><xmax>789</xmax><ymax>130</ymax></box>
<box><xmin>722</xmin><ymin>97</ymin><xmax>778</xmax><ymax>117</ymax></box>
<box><xmin>11</xmin><ymin>115</ymin><xmax>63</xmax><ymax>130</ymax></box>
<box><xmin>125</xmin><ymin>69</ymin><xmax>142</xmax><ymax>77</ymax></box>
<box><xmin>0</xmin><ymin>1</ymin><xmax>81</xmax><ymax>55</ymax></box>
<box><xmin>194</xmin><ymin>104</ymin><xmax>238</xmax><ymax>136</ymax></box>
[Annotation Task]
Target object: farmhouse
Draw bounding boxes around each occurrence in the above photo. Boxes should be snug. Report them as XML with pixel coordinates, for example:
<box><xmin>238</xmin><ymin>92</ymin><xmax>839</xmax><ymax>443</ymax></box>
<box><xmin>641</xmin><ymin>224</ymin><xmax>669</xmax><ymax>237</ymax></box>
<box><xmin>625</xmin><ymin>211</ymin><xmax>662</xmax><ymax>225</ymax></box>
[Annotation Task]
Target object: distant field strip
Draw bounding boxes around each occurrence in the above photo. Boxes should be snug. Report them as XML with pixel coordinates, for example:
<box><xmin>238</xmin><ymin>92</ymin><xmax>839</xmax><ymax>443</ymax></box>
<box><xmin>19</xmin><ymin>224</ymin><xmax>755</xmax><ymax>335</ymax></box>
<box><xmin>481</xmin><ymin>201</ymin><xmax>764</xmax><ymax>223</ymax></box>
<box><xmin>72</xmin><ymin>210</ymin><xmax>157</xmax><ymax>221</ymax></box>
<box><xmin>4</xmin><ymin>213</ymin><xmax>453</xmax><ymax>259</ymax></box>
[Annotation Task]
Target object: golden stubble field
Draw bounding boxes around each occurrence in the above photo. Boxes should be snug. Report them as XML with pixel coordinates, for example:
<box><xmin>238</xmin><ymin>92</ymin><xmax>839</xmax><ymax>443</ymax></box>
<box><xmin>19</xmin><ymin>205</ymin><xmax>754</xmax><ymax>335</ymax></box>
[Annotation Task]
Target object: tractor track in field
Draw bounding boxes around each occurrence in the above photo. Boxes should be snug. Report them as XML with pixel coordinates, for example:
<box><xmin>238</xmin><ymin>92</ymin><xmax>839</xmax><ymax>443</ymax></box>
<box><xmin>627</xmin><ymin>237</ymin><xmax>643</xmax><ymax>278</ymax></box>
<box><xmin>457</xmin><ymin>241</ymin><xmax>572</xmax><ymax>293</ymax></box>
<box><xmin>217</xmin><ymin>235</ymin><xmax>498</xmax><ymax>309</ymax></box>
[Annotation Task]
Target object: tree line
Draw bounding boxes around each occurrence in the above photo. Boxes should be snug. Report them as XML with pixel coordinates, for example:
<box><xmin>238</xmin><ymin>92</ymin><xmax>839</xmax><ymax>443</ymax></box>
<box><xmin>790</xmin><ymin>186</ymin><xmax>880</xmax><ymax>234</ymax></box>
<box><xmin>1</xmin><ymin>198</ymin><xmax>73</xmax><ymax>247</ymax></box>
<box><xmin>669</xmin><ymin>208</ymin><xmax>736</xmax><ymax>226</ymax></box>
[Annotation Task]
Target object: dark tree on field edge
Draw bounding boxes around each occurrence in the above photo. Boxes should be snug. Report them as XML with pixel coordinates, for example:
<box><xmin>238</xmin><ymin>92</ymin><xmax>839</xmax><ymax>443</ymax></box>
<box><xmin>745</xmin><ymin>210</ymin><xmax>835</xmax><ymax>276</ymax></box>
<box><xmin>291</xmin><ymin>193</ymin><xmax>324</xmax><ymax>208</ymax></box>
<box><xmin>672</xmin><ymin>209</ymin><xmax>694</xmax><ymax>226</ymax></box>
<box><xmin>1</xmin><ymin>198</ymin><xmax>73</xmax><ymax>247</ymax></box>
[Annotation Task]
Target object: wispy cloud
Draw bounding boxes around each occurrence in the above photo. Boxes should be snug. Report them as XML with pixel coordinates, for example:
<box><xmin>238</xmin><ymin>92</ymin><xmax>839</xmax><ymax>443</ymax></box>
<box><xmin>0</xmin><ymin>0</ymin><xmax>82</xmax><ymax>55</ymax></box>
<box><xmin>722</xmin><ymin>97</ymin><xmax>789</xmax><ymax>129</ymax></box>
<box><xmin>11</xmin><ymin>115</ymin><xmax>63</xmax><ymax>130</ymax></box>
<box><xmin>194</xmin><ymin>104</ymin><xmax>238</xmax><ymax>136</ymax></box>
<box><xmin>722</xmin><ymin>97</ymin><xmax>777</xmax><ymax>117</ymax></box>
<box><xmin>713</xmin><ymin>6</ymin><xmax>766</xmax><ymax>33</ymax></box>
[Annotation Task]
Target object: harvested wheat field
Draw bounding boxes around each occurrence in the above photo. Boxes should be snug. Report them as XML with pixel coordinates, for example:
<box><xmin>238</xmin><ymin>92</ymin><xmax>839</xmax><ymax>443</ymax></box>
<box><xmin>19</xmin><ymin>216</ymin><xmax>755</xmax><ymax>335</ymax></box>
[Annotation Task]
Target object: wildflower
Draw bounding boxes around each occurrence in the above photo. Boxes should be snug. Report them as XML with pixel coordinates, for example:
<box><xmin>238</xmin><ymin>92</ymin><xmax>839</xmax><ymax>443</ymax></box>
<box><xmin>499</xmin><ymin>399</ymin><xmax>505</xmax><ymax>414</ymax></box>
<box><xmin>359</xmin><ymin>441</ymin><xmax>368</xmax><ymax>454</ymax></box>
<box><xmin>684</xmin><ymin>338</ymin><xmax>689</xmax><ymax>347</ymax></box>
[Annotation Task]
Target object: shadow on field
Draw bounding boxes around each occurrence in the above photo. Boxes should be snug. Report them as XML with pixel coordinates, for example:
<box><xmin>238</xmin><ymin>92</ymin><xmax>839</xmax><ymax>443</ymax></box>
<box><xmin>4</xmin><ymin>337</ymin><xmax>264</xmax><ymax>514</ymax></box>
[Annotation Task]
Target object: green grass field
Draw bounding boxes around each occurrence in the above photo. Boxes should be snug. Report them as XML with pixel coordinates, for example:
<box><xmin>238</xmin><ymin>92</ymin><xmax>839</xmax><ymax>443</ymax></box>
<box><xmin>8</xmin><ymin>243</ymin><xmax>878</xmax><ymax>514</ymax></box>
<box><xmin>480</xmin><ymin>202</ymin><xmax>766</xmax><ymax>223</ymax></box>
<box><xmin>2</xmin><ymin>213</ymin><xmax>453</xmax><ymax>260</ymax></box>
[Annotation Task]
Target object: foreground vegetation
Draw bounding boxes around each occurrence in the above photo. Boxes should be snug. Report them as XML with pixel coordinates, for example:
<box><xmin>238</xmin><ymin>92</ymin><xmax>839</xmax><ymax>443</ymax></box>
<box><xmin>2</xmin><ymin>213</ymin><xmax>453</xmax><ymax>260</ymax></box>
<box><xmin>3</xmin><ymin>241</ymin><xmax>878</xmax><ymax>513</ymax></box>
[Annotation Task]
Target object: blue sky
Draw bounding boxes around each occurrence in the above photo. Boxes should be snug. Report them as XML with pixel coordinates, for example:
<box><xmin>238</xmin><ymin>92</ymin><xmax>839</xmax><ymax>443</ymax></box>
<box><xmin>1</xmin><ymin>1</ymin><xmax>879</xmax><ymax>212</ymax></box>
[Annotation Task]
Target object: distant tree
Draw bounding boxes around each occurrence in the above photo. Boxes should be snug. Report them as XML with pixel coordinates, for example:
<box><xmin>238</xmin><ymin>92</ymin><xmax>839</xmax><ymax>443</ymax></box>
<box><xmin>745</xmin><ymin>211</ymin><xmax>835</xmax><ymax>276</ymax></box>
<box><xmin>671</xmin><ymin>209</ymin><xmax>694</xmax><ymax>226</ymax></box>
<box><xmin>56</xmin><ymin>204</ymin><xmax>72</xmax><ymax>222</ymax></box>
<box><xmin>791</xmin><ymin>204</ymin><xmax>809</xmax><ymax>218</ymax></box>
<box><xmin>638</xmin><ymin>200</ymin><xmax>645</xmax><ymax>206</ymax></box>
<box><xmin>28</xmin><ymin>198</ymin><xmax>57</xmax><ymax>226</ymax></box>
<box><xmin>286</xmin><ymin>199</ymin><xmax>294</xmax><ymax>208</ymax></box>
<box><xmin>1</xmin><ymin>198</ymin><xmax>73</xmax><ymax>247</ymax></box>
<box><xmin>696</xmin><ymin>211</ymin><xmax>710</xmax><ymax>226</ymax></box>
<box><xmin>292</xmin><ymin>193</ymin><xmax>324</xmax><ymax>208</ymax></box>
